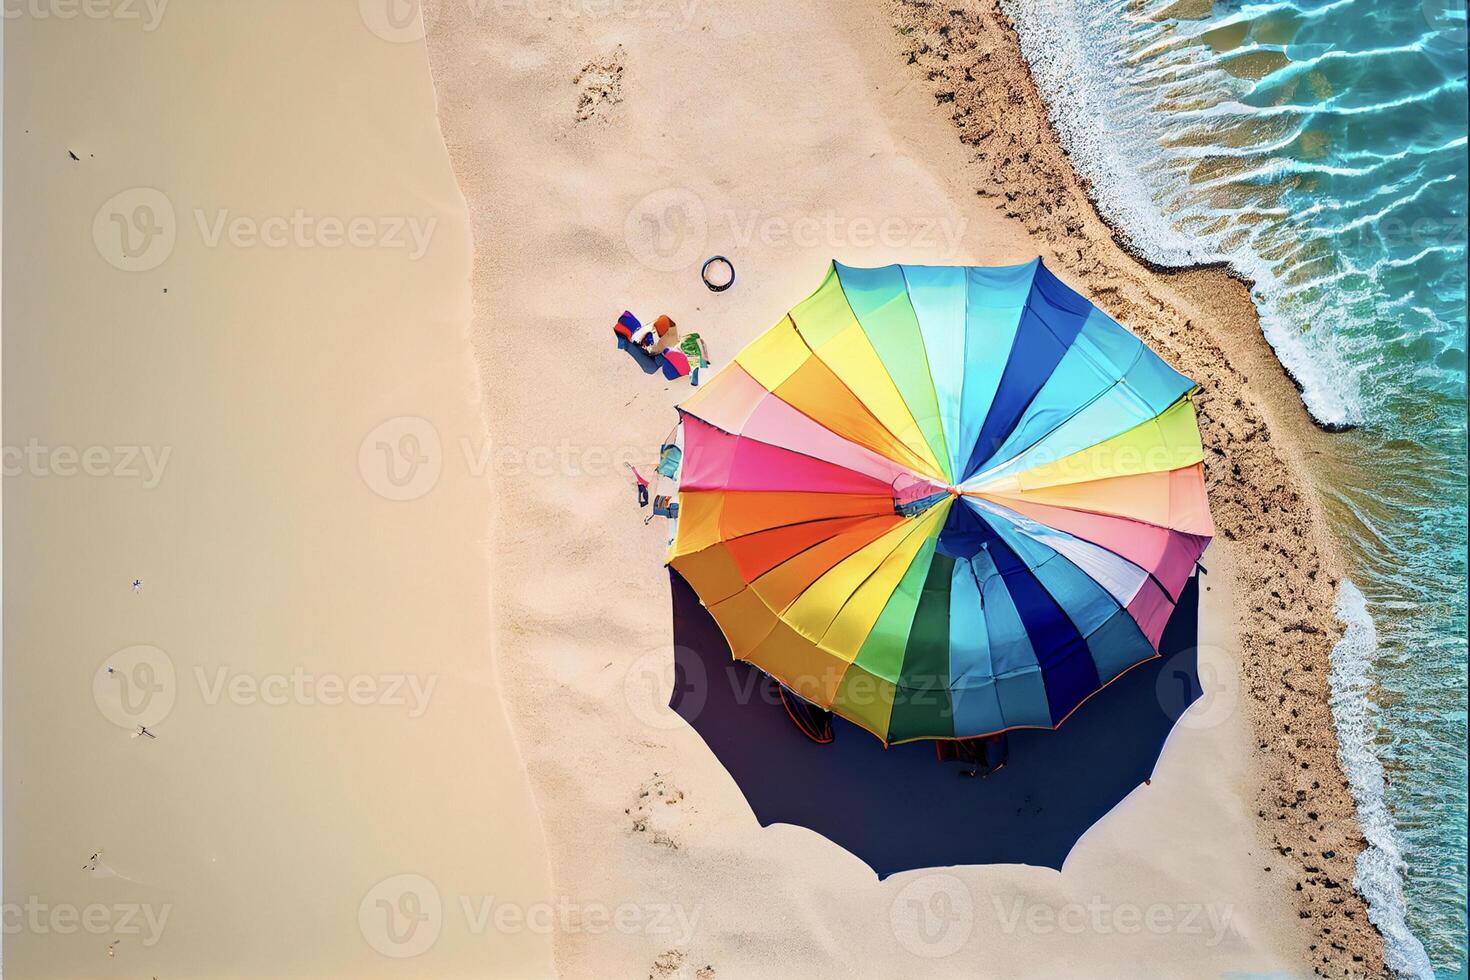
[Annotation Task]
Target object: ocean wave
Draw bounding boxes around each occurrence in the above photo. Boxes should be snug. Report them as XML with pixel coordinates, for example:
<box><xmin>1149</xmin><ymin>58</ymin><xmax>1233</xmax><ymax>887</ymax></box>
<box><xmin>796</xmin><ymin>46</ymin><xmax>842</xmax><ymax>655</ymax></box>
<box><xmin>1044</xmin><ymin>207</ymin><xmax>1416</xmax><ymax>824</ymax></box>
<box><xmin>1001</xmin><ymin>0</ymin><xmax>1365</xmax><ymax>426</ymax></box>
<box><xmin>1002</xmin><ymin>1</ymin><xmax>1464</xmax><ymax>971</ymax></box>
<box><xmin>1000</xmin><ymin>0</ymin><xmax>1465</xmax><ymax>432</ymax></box>
<box><xmin>1329</xmin><ymin>581</ymin><xmax>1435</xmax><ymax>979</ymax></box>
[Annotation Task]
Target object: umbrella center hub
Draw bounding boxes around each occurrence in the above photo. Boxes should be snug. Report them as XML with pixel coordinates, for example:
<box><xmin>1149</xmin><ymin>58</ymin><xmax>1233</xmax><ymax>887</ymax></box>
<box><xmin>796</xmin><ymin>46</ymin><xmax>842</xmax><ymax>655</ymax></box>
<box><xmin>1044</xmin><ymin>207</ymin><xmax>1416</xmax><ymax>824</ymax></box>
<box><xmin>891</xmin><ymin>474</ymin><xmax>955</xmax><ymax>518</ymax></box>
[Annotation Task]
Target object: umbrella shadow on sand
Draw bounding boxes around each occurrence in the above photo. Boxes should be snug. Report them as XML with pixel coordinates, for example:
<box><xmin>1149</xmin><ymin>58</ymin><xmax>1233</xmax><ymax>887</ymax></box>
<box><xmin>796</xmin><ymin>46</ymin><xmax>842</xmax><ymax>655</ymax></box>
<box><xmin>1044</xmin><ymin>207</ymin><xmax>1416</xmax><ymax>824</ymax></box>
<box><xmin>667</xmin><ymin>569</ymin><xmax>1204</xmax><ymax>877</ymax></box>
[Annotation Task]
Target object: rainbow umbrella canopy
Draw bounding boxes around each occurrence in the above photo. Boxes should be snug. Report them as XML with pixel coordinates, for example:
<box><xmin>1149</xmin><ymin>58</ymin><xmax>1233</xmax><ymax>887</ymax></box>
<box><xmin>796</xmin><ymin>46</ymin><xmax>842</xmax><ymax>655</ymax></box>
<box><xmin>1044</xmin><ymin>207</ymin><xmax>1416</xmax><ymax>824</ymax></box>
<box><xmin>666</xmin><ymin>259</ymin><xmax>1215</xmax><ymax>745</ymax></box>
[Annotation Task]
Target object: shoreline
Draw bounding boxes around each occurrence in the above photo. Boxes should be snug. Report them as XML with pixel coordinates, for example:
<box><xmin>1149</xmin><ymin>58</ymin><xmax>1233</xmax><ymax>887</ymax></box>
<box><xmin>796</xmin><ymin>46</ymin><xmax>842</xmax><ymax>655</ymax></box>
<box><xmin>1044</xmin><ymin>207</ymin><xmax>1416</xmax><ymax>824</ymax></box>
<box><xmin>887</xmin><ymin>0</ymin><xmax>1386</xmax><ymax>973</ymax></box>
<box><xmin>422</xmin><ymin>0</ymin><xmax>1385</xmax><ymax>974</ymax></box>
<box><xmin>1035</xmin><ymin>224</ymin><xmax>1356</xmax><ymax>434</ymax></box>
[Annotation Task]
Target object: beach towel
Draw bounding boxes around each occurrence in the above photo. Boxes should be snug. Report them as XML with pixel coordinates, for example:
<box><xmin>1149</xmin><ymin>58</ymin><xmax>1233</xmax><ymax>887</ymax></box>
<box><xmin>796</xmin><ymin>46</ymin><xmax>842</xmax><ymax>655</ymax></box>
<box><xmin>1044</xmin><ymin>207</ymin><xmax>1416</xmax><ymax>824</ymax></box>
<box><xmin>678</xmin><ymin>332</ymin><xmax>709</xmax><ymax>367</ymax></box>
<box><xmin>614</xmin><ymin>310</ymin><xmax>641</xmax><ymax>341</ymax></box>
<box><xmin>659</xmin><ymin>348</ymin><xmax>691</xmax><ymax>379</ymax></box>
<box><xmin>631</xmin><ymin>323</ymin><xmax>659</xmax><ymax>348</ymax></box>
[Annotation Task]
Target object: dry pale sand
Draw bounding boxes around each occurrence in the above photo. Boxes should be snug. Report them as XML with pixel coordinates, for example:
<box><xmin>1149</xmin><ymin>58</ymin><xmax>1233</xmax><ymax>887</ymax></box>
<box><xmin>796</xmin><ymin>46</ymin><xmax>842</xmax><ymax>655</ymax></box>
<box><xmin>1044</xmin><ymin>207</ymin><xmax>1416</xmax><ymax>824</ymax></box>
<box><xmin>5</xmin><ymin>4</ymin><xmax>553</xmax><ymax>977</ymax></box>
<box><xmin>423</xmin><ymin>0</ymin><xmax>1374</xmax><ymax>977</ymax></box>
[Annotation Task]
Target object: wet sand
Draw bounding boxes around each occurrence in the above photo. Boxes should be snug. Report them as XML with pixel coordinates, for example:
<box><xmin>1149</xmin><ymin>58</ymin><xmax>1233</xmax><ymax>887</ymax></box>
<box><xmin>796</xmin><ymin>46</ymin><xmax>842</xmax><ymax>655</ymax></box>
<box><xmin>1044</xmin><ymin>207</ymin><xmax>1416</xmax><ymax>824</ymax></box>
<box><xmin>4</xmin><ymin>3</ymin><xmax>552</xmax><ymax>976</ymax></box>
<box><xmin>423</xmin><ymin>0</ymin><xmax>1378</xmax><ymax>976</ymax></box>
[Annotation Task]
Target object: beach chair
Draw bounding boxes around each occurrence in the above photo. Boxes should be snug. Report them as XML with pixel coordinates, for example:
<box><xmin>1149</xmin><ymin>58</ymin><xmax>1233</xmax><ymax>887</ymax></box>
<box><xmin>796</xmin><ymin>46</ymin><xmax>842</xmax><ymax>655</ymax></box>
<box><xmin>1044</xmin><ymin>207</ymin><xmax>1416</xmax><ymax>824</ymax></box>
<box><xmin>779</xmin><ymin>684</ymin><xmax>834</xmax><ymax>744</ymax></box>
<box><xmin>655</xmin><ymin>443</ymin><xmax>682</xmax><ymax>479</ymax></box>
<box><xmin>935</xmin><ymin>734</ymin><xmax>1009</xmax><ymax>776</ymax></box>
<box><xmin>626</xmin><ymin>463</ymin><xmax>650</xmax><ymax>508</ymax></box>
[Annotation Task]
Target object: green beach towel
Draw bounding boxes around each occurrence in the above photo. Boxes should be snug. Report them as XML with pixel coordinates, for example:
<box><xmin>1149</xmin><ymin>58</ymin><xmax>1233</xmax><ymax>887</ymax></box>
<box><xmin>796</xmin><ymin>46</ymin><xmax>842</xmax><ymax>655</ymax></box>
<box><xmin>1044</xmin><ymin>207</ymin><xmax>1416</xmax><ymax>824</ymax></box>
<box><xmin>678</xmin><ymin>333</ymin><xmax>709</xmax><ymax>368</ymax></box>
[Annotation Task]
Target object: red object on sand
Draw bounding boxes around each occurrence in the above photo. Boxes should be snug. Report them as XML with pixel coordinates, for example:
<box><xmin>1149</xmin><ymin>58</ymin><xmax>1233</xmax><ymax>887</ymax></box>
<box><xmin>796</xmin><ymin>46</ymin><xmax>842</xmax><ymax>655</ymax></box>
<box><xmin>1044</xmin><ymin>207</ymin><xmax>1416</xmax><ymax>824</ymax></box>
<box><xmin>614</xmin><ymin>310</ymin><xmax>640</xmax><ymax>341</ymax></box>
<box><xmin>659</xmin><ymin>348</ymin><xmax>691</xmax><ymax>378</ymax></box>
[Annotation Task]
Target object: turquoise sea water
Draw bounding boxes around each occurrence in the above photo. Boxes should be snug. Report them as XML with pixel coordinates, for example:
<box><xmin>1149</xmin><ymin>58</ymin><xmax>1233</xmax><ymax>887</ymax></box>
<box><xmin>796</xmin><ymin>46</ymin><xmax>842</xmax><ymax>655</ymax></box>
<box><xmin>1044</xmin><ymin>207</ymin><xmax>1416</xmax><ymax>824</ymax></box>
<box><xmin>1004</xmin><ymin>0</ymin><xmax>1467</xmax><ymax>974</ymax></box>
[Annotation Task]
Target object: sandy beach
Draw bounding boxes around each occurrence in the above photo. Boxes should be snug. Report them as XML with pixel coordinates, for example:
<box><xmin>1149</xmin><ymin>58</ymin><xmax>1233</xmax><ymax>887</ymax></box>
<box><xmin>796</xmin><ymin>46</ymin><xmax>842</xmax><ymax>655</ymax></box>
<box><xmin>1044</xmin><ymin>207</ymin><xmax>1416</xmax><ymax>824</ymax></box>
<box><xmin>4</xmin><ymin>4</ymin><xmax>552</xmax><ymax>976</ymax></box>
<box><xmin>423</xmin><ymin>0</ymin><xmax>1385</xmax><ymax>976</ymax></box>
<box><xmin>2</xmin><ymin>0</ymin><xmax>1399</xmax><ymax>976</ymax></box>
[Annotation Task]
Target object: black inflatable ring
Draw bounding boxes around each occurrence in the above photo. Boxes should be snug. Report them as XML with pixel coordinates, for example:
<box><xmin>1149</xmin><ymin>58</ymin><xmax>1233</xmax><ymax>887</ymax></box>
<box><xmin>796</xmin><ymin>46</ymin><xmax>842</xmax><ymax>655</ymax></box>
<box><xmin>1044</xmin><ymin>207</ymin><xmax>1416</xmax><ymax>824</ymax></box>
<box><xmin>701</xmin><ymin>255</ymin><xmax>735</xmax><ymax>292</ymax></box>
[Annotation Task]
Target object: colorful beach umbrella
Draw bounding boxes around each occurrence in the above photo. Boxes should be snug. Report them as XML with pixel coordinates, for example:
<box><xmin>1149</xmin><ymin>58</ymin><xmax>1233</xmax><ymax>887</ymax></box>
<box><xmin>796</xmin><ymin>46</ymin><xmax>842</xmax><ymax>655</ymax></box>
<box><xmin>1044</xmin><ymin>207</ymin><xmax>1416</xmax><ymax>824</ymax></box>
<box><xmin>666</xmin><ymin>569</ymin><xmax>1206</xmax><ymax>873</ymax></box>
<box><xmin>667</xmin><ymin>259</ymin><xmax>1214</xmax><ymax>744</ymax></box>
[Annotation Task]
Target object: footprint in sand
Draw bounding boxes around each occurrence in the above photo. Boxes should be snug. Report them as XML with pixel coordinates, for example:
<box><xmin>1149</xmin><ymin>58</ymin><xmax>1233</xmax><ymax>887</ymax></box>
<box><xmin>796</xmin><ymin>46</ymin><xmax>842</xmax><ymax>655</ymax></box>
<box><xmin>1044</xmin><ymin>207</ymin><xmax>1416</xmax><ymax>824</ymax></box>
<box><xmin>649</xmin><ymin>948</ymin><xmax>715</xmax><ymax>980</ymax></box>
<box><xmin>573</xmin><ymin>46</ymin><xmax>625</xmax><ymax>123</ymax></box>
<box><xmin>627</xmin><ymin>771</ymin><xmax>686</xmax><ymax>849</ymax></box>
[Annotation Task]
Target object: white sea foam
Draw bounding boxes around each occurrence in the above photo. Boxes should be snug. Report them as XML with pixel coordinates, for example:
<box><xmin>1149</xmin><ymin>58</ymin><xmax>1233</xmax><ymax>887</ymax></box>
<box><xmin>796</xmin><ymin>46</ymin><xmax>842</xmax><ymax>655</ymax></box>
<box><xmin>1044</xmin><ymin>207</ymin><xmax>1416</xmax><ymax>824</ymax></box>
<box><xmin>1001</xmin><ymin>2</ymin><xmax>1440</xmax><ymax>970</ymax></box>
<box><xmin>1001</xmin><ymin>0</ymin><xmax>1366</xmax><ymax>428</ymax></box>
<box><xmin>1329</xmin><ymin>580</ymin><xmax>1435</xmax><ymax>979</ymax></box>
